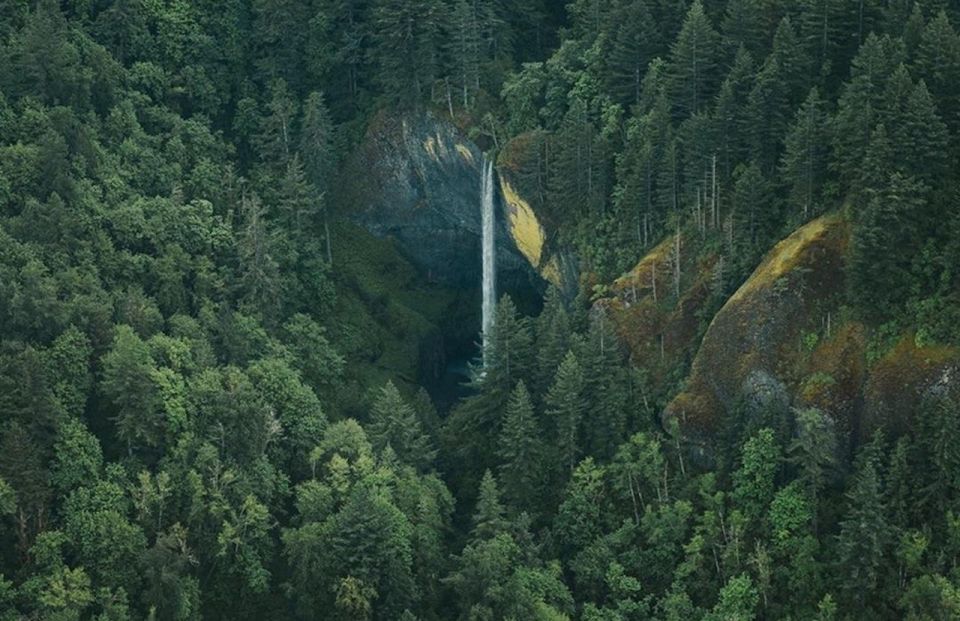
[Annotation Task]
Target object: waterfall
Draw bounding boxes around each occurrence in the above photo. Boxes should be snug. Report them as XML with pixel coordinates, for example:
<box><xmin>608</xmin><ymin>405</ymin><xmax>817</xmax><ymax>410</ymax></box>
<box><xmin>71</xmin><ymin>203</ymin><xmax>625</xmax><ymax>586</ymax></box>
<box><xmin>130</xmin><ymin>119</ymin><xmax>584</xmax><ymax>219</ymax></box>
<box><xmin>481</xmin><ymin>155</ymin><xmax>496</xmax><ymax>365</ymax></box>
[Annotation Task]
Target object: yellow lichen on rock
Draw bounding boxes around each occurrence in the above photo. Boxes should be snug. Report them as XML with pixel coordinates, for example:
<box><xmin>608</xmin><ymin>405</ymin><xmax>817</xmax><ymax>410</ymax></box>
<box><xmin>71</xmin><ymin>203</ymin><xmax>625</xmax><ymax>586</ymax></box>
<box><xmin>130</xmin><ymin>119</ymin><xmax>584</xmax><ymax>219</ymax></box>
<box><xmin>729</xmin><ymin>213</ymin><xmax>841</xmax><ymax>304</ymax></box>
<box><xmin>423</xmin><ymin>135</ymin><xmax>439</xmax><ymax>160</ymax></box>
<box><xmin>500</xmin><ymin>177</ymin><xmax>545</xmax><ymax>269</ymax></box>
<box><xmin>540</xmin><ymin>256</ymin><xmax>562</xmax><ymax>288</ymax></box>
<box><xmin>613</xmin><ymin>236</ymin><xmax>674</xmax><ymax>294</ymax></box>
<box><xmin>455</xmin><ymin>144</ymin><xmax>474</xmax><ymax>164</ymax></box>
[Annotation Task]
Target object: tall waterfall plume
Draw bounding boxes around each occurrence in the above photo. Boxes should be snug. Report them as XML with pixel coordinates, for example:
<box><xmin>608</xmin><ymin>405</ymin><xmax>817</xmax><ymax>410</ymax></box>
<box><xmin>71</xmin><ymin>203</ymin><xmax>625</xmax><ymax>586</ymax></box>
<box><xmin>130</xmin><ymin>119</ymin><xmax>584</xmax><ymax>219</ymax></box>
<box><xmin>481</xmin><ymin>155</ymin><xmax>496</xmax><ymax>365</ymax></box>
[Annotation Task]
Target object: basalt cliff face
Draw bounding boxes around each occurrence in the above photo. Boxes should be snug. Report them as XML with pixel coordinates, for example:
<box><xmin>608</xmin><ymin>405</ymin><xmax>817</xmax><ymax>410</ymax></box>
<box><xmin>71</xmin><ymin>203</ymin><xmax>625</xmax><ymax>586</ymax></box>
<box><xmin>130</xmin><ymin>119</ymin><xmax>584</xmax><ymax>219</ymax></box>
<box><xmin>616</xmin><ymin>214</ymin><xmax>960</xmax><ymax>458</ymax></box>
<box><xmin>583</xmin><ymin>211</ymin><xmax>960</xmax><ymax>461</ymax></box>
<box><xmin>340</xmin><ymin>112</ymin><xmax>544</xmax><ymax>297</ymax></box>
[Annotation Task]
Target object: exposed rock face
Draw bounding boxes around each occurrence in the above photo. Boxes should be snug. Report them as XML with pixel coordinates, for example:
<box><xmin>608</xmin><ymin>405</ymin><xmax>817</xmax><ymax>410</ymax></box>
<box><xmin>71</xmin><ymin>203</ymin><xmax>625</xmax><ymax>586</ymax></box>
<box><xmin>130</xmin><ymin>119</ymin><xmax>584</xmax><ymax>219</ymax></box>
<box><xmin>341</xmin><ymin>112</ymin><xmax>542</xmax><ymax>296</ymax></box>
<box><xmin>660</xmin><ymin>213</ymin><xmax>960</xmax><ymax>453</ymax></box>
<box><xmin>664</xmin><ymin>215</ymin><xmax>851</xmax><ymax>444</ymax></box>
<box><xmin>496</xmin><ymin>131</ymin><xmax>580</xmax><ymax>300</ymax></box>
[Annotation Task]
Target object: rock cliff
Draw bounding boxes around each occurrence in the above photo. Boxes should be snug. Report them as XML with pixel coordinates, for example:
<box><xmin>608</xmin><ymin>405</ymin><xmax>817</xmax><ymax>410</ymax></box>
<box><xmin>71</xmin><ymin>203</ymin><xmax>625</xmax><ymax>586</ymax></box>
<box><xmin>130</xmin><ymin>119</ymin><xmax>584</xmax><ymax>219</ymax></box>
<box><xmin>340</xmin><ymin>112</ymin><xmax>543</xmax><ymax>297</ymax></box>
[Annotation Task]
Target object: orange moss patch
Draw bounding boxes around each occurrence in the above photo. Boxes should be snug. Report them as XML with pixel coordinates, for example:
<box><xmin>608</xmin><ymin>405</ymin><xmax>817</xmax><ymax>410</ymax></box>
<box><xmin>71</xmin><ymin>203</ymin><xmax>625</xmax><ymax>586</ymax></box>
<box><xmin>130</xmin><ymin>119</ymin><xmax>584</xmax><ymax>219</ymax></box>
<box><xmin>612</xmin><ymin>236</ymin><xmax>675</xmax><ymax>296</ymax></box>
<box><xmin>862</xmin><ymin>334</ymin><xmax>959</xmax><ymax>439</ymax></box>
<box><xmin>796</xmin><ymin>322</ymin><xmax>867</xmax><ymax>438</ymax></box>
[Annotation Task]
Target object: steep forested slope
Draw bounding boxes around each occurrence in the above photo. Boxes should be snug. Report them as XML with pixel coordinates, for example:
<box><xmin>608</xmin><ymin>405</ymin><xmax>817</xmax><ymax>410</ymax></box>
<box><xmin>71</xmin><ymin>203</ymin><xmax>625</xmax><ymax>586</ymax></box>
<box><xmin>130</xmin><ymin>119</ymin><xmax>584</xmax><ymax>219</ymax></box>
<box><xmin>0</xmin><ymin>1</ymin><xmax>960</xmax><ymax>620</ymax></box>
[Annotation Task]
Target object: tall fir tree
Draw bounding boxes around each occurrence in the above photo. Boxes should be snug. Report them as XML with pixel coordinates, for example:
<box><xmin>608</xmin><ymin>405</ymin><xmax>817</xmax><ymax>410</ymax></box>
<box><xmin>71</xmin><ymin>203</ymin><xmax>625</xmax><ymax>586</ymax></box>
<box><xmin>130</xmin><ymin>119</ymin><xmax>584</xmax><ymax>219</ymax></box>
<box><xmin>780</xmin><ymin>87</ymin><xmax>830</xmax><ymax>223</ymax></box>
<box><xmin>368</xmin><ymin>381</ymin><xmax>436</xmax><ymax>471</ymax></box>
<box><xmin>370</xmin><ymin>0</ymin><xmax>445</xmax><ymax>106</ymax></box>
<box><xmin>496</xmin><ymin>381</ymin><xmax>543</xmax><ymax>513</ymax></box>
<box><xmin>836</xmin><ymin>450</ymin><xmax>889</xmax><ymax>612</ymax></box>
<box><xmin>545</xmin><ymin>350</ymin><xmax>587</xmax><ymax>476</ymax></box>
<box><xmin>914</xmin><ymin>10</ymin><xmax>960</xmax><ymax>133</ymax></box>
<box><xmin>667</xmin><ymin>0</ymin><xmax>721</xmax><ymax>119</ymax></box>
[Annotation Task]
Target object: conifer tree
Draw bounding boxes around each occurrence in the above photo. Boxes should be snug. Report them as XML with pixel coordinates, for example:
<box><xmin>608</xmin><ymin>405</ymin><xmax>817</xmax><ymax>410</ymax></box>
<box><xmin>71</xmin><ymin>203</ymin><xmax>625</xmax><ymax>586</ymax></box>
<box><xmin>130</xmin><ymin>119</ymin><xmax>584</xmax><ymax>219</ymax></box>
<box><xmin>899</xmin><ymin>80</ymin><xmax>949</xmax><ymax>189</ymax></box>
<box><xmin>534</xmin><ymin>286</ymin><xmax>570</xmax><ymax>397</ymax></box>
<box><xmin>368</xmin><ymin>381</ymin><xmax>436</xmax><ymax>471</ymax></box>
<box><xmin>730</xmin><ymin>161</ymin><xmax>776</xmax><ymax>270</ymax></box>
<box><xmin>370</xmin><ymin>0</ymin><xmax>445</xmax><ymax>106</ymax></box>
<box><xmin>447</xmin><ymin>0</ymin><xmax>483</xmax><ymax>111</ymax></box>
<box><xmin>746</xmin><ymin>18</ymin><xmax>808</xmax><ymax>175</ymax></box>
<box><xmin>667</xmin><ymin>0</ymin><xmax>721</xmax><ymax>118</ymax></box>
<box><xmin>780</xmin><ymin>87</ymin><xmax>830</xmax><ymax>222</ymax></box>
<box><xmin>914</xmin><ymin>10</ymin><xmax>960</xmax><ymax>132</ymax></box>
<box><xmin>836</xmin><ymin>452</ymin><xmax>889</xmax><ymax>611</ymax></box>
<box><xmin>788</xmin><ymin>408</ymin><xmax>837</xmax><ymax>525</ymax></box>
<box><xmin>299</xmin><ymin>91</ymin><xmax>335</xmax><ymax>188</ymax></box>
<box><xmin>578</xmin><ymin>312</ymin><xmax>627</xmax><ymax>459</ymax></box>
<box><xmin>545</xmin><ymin>351</ymin><xmax>587</xmax><ymax>475</ymax></box>
<box><xmin>721</xmin><ymin>0</ymin><xmax>768</xmax><ymax>58</ymax></box>
<box><xmin>497</xmin><ymin>381</ymin><xmax>542</xmax><ymax>513</ymax></box>
<box><xmin>257</xmin><ymin>79</ymin><xmax>298</xmax><ymax>167</ymax></box>
<box><xmin>472</xmin><ymin>469</ymin><xmax>508</xmax><ymax>540</ymax></box>
<box><xmin>604</xmin><ymin>0</ymin><xmax>659</xmax><ymax>107</ymax></box>
<box><xmin>795</xmin><ymin>0</ymin><xmax>845</xmax><ymax>84</ymax></box>
<box><xmin>849</xmin><ymin>171</ymin><xmax>925</xmax><ymax>316</ymax></box>
<box><xmin>713</xmin><ymin>46</ymin><xmax>755</xmax><ymax>182</ymax></box>
<box><xmin>831</xmin><ymin>33</ymin><xmax>905</xmax><ymax>186</ymax></box>
<box><xmin>917</xmin><ymin>396</ymin><xmax>960</xmax><ymax>519</ymax></box>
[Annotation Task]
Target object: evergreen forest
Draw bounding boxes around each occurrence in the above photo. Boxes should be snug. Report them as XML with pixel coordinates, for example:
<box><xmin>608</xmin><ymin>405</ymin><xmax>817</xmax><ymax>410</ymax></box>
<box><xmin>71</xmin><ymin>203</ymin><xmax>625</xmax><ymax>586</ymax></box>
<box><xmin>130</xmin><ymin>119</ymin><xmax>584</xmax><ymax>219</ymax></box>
<box><xmin>1</xmin><ymin>0</ymin><xmax>960</xmax><ymax>619</ymax></box>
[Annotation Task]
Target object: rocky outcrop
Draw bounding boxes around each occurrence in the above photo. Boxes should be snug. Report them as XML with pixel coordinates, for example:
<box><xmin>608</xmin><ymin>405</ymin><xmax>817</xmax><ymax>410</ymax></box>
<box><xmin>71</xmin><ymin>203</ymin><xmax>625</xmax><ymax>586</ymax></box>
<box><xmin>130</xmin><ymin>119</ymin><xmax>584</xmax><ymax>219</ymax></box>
<box><xmin>340</xmin><ymin>112</ymin><xmax>543</xmax><ymax>296</ymax></box>
<box><xmin>663</xmin><ymin>215</ymin><xmax>851</xmax><ymax>443</ymax></box>
<box><xmin>659</xmin><ymin>213</ymin><xmax>960</xmax><ymax>453</ymax></box>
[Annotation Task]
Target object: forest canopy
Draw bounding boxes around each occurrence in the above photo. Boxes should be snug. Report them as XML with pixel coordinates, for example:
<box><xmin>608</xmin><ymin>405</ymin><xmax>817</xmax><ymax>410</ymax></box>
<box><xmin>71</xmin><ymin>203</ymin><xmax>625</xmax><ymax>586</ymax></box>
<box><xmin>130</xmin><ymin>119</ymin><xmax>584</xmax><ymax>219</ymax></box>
<box><xmin>0</xmin><ymin>0</ymin><xmax>960</xmax><ymax>619</ymax></box>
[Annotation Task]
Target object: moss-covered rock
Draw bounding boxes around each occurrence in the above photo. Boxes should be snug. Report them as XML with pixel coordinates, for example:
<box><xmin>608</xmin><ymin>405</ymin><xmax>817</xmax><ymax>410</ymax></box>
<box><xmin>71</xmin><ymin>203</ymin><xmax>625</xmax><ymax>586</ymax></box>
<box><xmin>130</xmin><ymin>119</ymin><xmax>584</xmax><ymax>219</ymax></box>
<box><xmin>862</xmin><ymin>335</ymin><xmax>960</xmax><ymax>440</ymax></box>
<box><xmin>663</xmin><ymin>214</ymin><xmax>850</xmax><ymax>444</ymax></box>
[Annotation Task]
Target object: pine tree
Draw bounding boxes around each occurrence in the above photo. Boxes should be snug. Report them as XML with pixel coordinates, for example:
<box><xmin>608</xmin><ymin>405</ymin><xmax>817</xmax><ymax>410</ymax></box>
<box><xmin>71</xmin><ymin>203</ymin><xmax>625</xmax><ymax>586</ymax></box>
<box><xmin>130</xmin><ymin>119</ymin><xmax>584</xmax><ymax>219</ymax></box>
<box><xmin>780</xmin><ymin>87</ymin><xmax>830</xmax><ymax>223</ymax></box>
<box><xmin>447</xmin><ymin>0</ymin><xmax>483</xmax><ymax>111</ymax></box>
<box><xmin>788</xmin><ymin>408</ymin><xmax>837</xmax><ymax>527</ymax></box>
<box><xmin>306</xmin><ymin>0</ymin><xmax>370</xmax><ymax>109</ymax></box>
<box><xmin>370</xmin><ymin>0</ymin><xmax>445</xmax><ymax>106</ymax></box>
<box><xmin>615</xmin><ymin>89</ymin><xmax>673</xmax><ymax>246</ymax></box>
<box><xmin>257</xmin><ymin>79</ymin><xmax>298</xmax><ymax>168</ymax></box>
<box><xmin>722</xmin><ymin>0</ymin><xmax>768</xmax><ymax>58</ymax></box>
<box><xmin>771</xmin><ymin>16</ymin><xmax>812</xmax><ymax>104</ymax></box>
<box><xmin>604</xmin><ymin>0</ymin><xmax>658</xmax><ymax>107</ymax></box>
<box><xmin>899</xmin><ymin>80</ymin><xmax>949</xmax><ymax>189</ymax></box>
<box><xmin>885</xmin><ymin>436</ymin><xmax>914</xmax><ymax>531</ymax></box>
<box><xmin>745</xmin><ymin>19</ymin><xmax>808</xmax><ymax>175</ymax></box>
<box><xmin>915</xmin><ymin>11</ymin><xmax>960</xmax><ymax>132</ymax></box>
<box><xmin>667</xmin><ymin>0</ymin><xmax>721</xmax><ymax>118</ymax></box>
<box><xmin>577</xmin><ymin>312</ymin><xmax>627</xmax><ymax>460</ymax></box>
<box><xmin>497</xmin><ymin>381</ymin><xmax>542</xmax><ymax>512</ymax></box>
<box><xmin>849</xmin><ymin>170</ymin><xmax>925</xmax><ymax>317</ymax></box>
<box><xmin>299</xmin><ymin>91</ymin><xmax>335</xmax><ymax>188</ymax></box>
<box><xmin>101</xmin><ymin>325</ymin><xmax>164</xmax><ymax>453</ymax></box>
<box><xmin>251</xmin><ymin>0</ymin><xmax>310</xmax><ymax>90</ymax></box>
<box><xmin>472</xmin><ymin>470</ymin><xmax>508</xmax><ymax>540</ymax></box>
<box><xmin>545</xmin><ymin>351</ymin><xmax>586</xmax><ymax>475</ymax></box>
<box><xmin>795</xmin><ymin>0</ymin><xmax>845</xmax><ymax>84</ymax></box>
<box><xmin>917</xmin><ymin>396</ymin><xmax>960</xmax><ymax>519</ymax></box>
<box><xmin>729</xmin><ymin>161</ymin><xmax>776</xmax><ymax>271</ymax></box>
<box><xmin>368</xmin><ymin>381</ymin><xmax>436</xmax><ymax>471</ymax></box>
<box><xmin>534</xmin><ymin>286</ymin><xmax>570</xmax><ymax>397</ymax></box>
<box><xmin>547</xmin><ymin>96</ymin><xmax>608</xmax><ymax>221</ymax></box>
<box><xmin>238</xmin><ymin>191</ymin><xmax>281</xmax><ymax>315</ymax></box>
<box><xmin>276</xmin><ymin>155</ymin><xmax>316</xmax><ymax>232</ymax></box>
<box><xmin>713</xmin><ymin>46</ymin><xmax>755</xmax><ymax>182</ymax></box>
<box><xmin>836</xmin><ymin>452</ymin><xmax>889</xmax><ymax>611</ymax></box>
<box><xmin>831</xmin><ymin>33</ymin><xmax>905</xmax><ymax>187</ymax></box>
